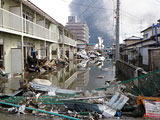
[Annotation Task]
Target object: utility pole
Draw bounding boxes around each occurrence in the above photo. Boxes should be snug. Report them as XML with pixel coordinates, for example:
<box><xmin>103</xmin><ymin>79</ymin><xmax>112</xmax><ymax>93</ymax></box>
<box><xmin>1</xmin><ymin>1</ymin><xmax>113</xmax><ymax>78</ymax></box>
<box><xmin>115</xmin><ymin>0</ymin><xmax>120</xmax><ymax>60</ymax></box>
<box><xmin>152</xmin><ymin>23</ymin><xmax>160</xmax><ymax>47</ymax></box>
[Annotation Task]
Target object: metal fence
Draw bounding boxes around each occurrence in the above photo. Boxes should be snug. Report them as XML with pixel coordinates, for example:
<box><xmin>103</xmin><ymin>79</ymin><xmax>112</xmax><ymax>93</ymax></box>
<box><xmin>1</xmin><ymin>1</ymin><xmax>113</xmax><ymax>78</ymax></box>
<box><xmin>122</xmin><ymin>70</ymin><xmax>160</xmax><ymax>97</ymax></box>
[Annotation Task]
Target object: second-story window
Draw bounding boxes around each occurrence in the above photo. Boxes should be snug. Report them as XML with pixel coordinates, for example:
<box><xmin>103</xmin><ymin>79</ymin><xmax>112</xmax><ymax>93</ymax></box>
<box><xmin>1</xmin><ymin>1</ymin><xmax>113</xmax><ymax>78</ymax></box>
<box><xmin>45</xmin><ymin>20</ymin><xmax>50</xmax><ymax>29</ymax></box>
<box><xmin>23</xmin><ymin>10</ymin><xmax>34</xmax><ymax>22</ymax></box>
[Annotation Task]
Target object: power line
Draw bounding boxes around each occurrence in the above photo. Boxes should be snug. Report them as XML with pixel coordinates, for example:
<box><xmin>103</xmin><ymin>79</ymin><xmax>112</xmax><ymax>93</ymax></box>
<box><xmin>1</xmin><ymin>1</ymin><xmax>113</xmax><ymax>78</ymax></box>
<box><xmin>62</xmin><ymin>0</ymin><xmax>153</xmax><ymax>26</ymax></box>
<box><xmin>122</xmin><ymin>10</ymin><xmax>152</xmax><ymax>25</ymax></box>
<box><xmin>79</xmin><ymin>0</ymin><xmax>98</xmax><ymax>17</ymax></box>
<box><xmin>60</xmin><ymin>0</ymin><xmax>113</xmax><ymax>11</ymax></box>
<box><xmin>83</xmin><ymin>9</ymin><xmax>102</xmax><ymax>20</ymax></box>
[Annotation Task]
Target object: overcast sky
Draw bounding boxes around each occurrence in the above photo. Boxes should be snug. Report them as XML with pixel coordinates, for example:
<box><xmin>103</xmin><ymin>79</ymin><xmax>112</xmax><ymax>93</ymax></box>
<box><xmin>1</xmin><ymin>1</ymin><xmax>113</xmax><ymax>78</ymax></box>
<box><xmin>29</xmin><ymin>0</ymin><xmax>160</xmax><ymax>43</ymax></box>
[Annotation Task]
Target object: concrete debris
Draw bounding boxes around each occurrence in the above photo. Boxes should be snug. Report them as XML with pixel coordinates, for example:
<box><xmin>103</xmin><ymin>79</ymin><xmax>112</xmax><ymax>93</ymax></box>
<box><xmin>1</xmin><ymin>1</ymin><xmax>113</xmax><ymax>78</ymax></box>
<box><xmin>29</xmin><ymin>82</ymin><xmax>79</xmax><ymax>95</ymax></box>
<box><xmin>78</xmin><ymin>60</ymin><xmax>89</xmax><ymax>68</ymax></box>
<box><xmin>107</xmin><ymin>92</ymin><xmax>129</xmax><ymax>110</ymax></box>
<box><xmin>32</xmin><ymin>79</ymin><xmax>52</xmax><ymax>86</ymax></box>
<box><xmin>102</xmin><ymin>107</ymin><xmax>117</xmax><ymax>118</ymax></box>
<box><xmin>97</xmin><ymin>76</ymin><xmax>104</xmax><ymax>79</ymax></box>
<box><xmin>29</xmin><ymin>82</ymin><xmax>58</xmax><ymax>92</ymax></box>
<box><xmin>26</xmin><ymin>55</ymin><xmax>68</xmax><ymax>73</ymax></box>
<box><xmin>0</xmin><ymin>74</ymin><xmax>150</xmax><ymax>119</ymax></box>
<box><xmin>76</xmin><ymin>50</ymin><xmax>106</xmax><ymax>68</ymax></box>
<box><xmin>77</xmin><ymin>50</ymin><xmax>89</xmax><ymax>60</ymax></box>
<box><xmin>48</xmin><ymin>91</ymin><xmax>56</xmax><ymax>96</ymax></box>
<box><xmin>103</xmin><ymin>68</ymin><xmax>110</xmax><ymax>71</ymax></box>
<box><xmin>98</xmin><ymin>56</ymin><xmax>105</xmax><ymax>61</ymax></box>
<box><xmin>18</xmin><ymin>105</ymin><xmax>26</xmax><ymax>114</ymax></box>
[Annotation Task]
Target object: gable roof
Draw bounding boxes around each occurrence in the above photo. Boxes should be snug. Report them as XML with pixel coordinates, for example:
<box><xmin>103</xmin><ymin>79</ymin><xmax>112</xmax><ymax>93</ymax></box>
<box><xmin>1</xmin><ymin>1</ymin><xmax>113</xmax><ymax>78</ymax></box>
<box><xmin>124</xmin><ymin>36</ymin><xmax>142</xmax><ymax>41</ymax></box>
<box><xmin>141</xmin><ymin>26</ymin><xmax>152</xmax><ymax>33</ymax></box>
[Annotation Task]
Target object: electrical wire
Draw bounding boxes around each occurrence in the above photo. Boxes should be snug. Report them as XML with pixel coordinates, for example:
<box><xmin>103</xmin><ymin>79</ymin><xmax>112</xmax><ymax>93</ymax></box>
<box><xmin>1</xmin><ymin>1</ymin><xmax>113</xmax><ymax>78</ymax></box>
<box><xmin>79</xmin><ymin>0</ymin><xmax>98</xmax><ymax>17</ymax></box>
<box><xmin>60</xmin><ymin>0</ymin><xmax>113</xmax><ymax>11</ymax></box>
<box><xmin>122</xmin><ymin>10</ymin><xmax>153</xmax><ymax>25</ymax></box>
<box><xmin>83</xmin><ymin>9</ymin><xmax>102</xmax><ymax>20</ymax></box>
<box><xmin>62</xmin><ymin>0</ymin><xmax>152</xmax><ymax>26</ymax></box>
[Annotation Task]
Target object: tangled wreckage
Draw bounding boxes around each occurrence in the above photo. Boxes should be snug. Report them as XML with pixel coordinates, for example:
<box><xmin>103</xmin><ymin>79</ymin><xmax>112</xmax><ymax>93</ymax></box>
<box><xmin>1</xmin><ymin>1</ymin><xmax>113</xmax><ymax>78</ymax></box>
<box><xmin>0</xmin><ymin>69</ymin><xmax>160</xmax><ymax>119</ymax></box>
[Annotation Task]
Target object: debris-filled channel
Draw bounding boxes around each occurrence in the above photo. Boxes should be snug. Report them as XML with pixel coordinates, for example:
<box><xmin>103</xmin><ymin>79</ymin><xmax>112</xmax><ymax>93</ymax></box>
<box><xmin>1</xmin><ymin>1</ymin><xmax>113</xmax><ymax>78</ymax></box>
<box><xmin>2</xmin><ymin>59</ymin><xmax>159</xmax><ymax>119</ymax></box>
<box><xmin>0</xmin><ymin>60</ymin><xmax>117</xmax><ymax>120</ymax></box>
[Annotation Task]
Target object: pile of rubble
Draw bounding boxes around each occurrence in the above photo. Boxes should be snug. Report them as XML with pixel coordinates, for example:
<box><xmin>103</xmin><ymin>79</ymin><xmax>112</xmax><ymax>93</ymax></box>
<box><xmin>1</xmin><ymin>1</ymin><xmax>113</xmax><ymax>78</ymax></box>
<box><xmin>0</xmin><ymin>77</ymin><xmax>154</xmax><ymax>120</ymax></box>
<box><xmin>25</xmin><ymin>55</ymin><xmax>69</xmax><ymax>73</ymax></box>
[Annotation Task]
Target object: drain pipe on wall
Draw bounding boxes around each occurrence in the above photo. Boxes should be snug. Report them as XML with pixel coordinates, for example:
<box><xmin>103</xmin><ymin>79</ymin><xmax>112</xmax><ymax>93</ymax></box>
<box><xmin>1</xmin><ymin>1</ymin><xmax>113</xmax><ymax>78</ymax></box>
<box><xmin>134</xmin><ymin>67</ymin><xmax>147</xmax><ymax>86</ymax></box>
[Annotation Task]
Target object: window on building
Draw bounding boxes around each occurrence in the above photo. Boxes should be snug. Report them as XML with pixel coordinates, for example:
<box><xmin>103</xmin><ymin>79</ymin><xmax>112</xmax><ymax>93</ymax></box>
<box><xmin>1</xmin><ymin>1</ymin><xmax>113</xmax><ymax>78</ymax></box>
<box><xmin>23</xmin><ymin>10</ymin><xmax>34</xmax><ymax>22</ymax></box>
<box><xmin>143</xmin><ymin>33</ymin><xmax>148</xmax><ymax>39</ymax></box>
<box><xmin>52</xmin><ymin>49</ymin><xmax>57</xmax><ymax>55</ymax></box>
<box><xmin>45</xmin><ymin>20</ymin><xmax>50</xmax><ymax>29</ymax></box>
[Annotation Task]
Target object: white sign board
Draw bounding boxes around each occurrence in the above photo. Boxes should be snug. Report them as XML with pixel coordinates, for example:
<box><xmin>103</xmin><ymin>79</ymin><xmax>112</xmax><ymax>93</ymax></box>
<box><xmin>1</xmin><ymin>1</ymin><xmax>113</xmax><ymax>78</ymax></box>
<box><xmin>144</xmin><ymin>100</ymin><xmax>160</xmax><ymax>118</ymax></box>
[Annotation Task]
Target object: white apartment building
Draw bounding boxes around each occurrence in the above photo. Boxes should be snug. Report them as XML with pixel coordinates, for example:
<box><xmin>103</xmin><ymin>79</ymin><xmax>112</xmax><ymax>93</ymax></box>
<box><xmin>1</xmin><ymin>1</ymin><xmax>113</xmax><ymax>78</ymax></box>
<box><xmin>0</xmin><ymin>0</ymin><xmax>77</xmax><ymax>74</ymax></box>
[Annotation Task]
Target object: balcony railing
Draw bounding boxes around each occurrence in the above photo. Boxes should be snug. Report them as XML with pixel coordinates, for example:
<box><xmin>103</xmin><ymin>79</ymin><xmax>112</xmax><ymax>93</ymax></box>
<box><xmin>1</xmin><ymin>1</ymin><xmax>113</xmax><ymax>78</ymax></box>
<box><xmin>0</xmin><ymin>8</ymin><xmax>58</xmax><ymax>43</ymax></box>
<box><xmin>59</xmin><ymin>35</ymin><xmax>77</xmax><ymax>47</ymax></box>
<box><xmin>64</xmin><ymin>36</ymin><xmax>77</xmax><ymax>47</ymax></box>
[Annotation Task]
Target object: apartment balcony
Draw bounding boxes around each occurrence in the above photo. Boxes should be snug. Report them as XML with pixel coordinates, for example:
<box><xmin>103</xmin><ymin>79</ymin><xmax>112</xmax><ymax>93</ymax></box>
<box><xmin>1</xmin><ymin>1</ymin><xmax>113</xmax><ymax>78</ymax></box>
<box><xmin>59</xmin><ymin>35</ymin><xmax>63</xmax><ymax>43</ymax></box>
<box><xmin>0</xmin><ymin>8</ymin><xmax>58</xmax><ymax>43</ymax></box>
<box><xmin>59</xmin><ymin>35</ymin><xmax>77</xmax><ymax>47</ymax></box>
<box><xmin>64</xmin><ymin>36</ymin><xmax>77</xmax><ymax>47</ymax></box>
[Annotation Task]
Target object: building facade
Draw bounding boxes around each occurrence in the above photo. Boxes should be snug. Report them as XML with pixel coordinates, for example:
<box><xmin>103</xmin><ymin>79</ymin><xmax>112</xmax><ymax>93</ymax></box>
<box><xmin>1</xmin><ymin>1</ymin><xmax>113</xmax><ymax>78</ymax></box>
<box><xmin>124</xmin><ymin>36</ymin><xmax>142</xmax><ymax>46</ymax></box>
<box><xmin>66</xmin><ymin>16</ymin><xmax>89</xmax><ymax>51</ymax></box>
<box><xmin>121</xmin><ymin>25</ymin><xmax>160</xmax><ymax>71</ymax></box>
<box><xmin>0</xmin><ymin>0</ymin><xmax>77</xmax><ymax>74</ymax></box>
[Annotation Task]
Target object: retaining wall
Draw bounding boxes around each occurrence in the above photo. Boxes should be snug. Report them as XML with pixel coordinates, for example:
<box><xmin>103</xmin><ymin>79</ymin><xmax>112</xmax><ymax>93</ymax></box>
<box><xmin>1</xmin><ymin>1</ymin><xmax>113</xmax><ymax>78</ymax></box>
<box><xmin>116</xmin><ymin>60</ymin><xmax>147</xmax><ymax>80</ymax></box>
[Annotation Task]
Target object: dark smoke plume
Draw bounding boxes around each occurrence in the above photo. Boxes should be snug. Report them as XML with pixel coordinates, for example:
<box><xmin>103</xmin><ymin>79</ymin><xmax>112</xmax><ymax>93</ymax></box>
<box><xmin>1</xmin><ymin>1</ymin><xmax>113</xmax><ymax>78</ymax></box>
<box><xmin>69</xmin><ymin>0</ymin><xmax>115</xmax><ymax>46</ymax></box>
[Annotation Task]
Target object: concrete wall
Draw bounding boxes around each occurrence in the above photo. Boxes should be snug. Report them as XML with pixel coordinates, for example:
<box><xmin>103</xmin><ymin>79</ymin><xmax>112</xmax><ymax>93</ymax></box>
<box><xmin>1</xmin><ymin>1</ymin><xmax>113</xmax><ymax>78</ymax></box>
<box><xmin>116</xmin><ymin>60</ymin><xmax>146</xmax><ymax>80</ymax></box>
<box><xmin>0</xmin><ymin>32</ymin><xmax>20</xmax><ymax>73</ymax></box>
<box><xmin>149</xmin><ymin>49</ymin><xmax>160</xmax><ymax>71</ymax></box>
